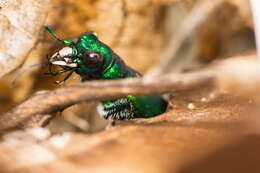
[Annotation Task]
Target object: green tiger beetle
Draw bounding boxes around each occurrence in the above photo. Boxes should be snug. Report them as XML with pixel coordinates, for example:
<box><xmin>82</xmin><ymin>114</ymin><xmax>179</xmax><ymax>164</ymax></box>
<box><xmin>45</xmin><ymin>26</ymin><xmax>168</xmax><ymax>120</ymax></box>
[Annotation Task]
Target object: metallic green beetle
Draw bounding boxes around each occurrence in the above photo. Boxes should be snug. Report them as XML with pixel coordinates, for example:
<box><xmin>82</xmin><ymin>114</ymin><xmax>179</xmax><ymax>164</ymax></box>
<box><xmin>46</xmin><ymin>26</ymin><xmax>167</xmax><ymax>120</ymax></box>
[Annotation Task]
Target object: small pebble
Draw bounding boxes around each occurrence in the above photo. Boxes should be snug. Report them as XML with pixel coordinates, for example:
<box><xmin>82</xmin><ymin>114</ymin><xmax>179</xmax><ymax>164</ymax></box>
<box><xmin>188</xmin><ymin>103</ymin><xmax>195</xmax><ymax>110</ymax></box>
<box><xmin>209</xmin><ymin>92</ymin><xmax>216</xmax><ymax>99</ymax></box>
<box><xmin>201</xmin><ymin>97</ymin><xmax>207</xmax><ymax>102</ymax></box>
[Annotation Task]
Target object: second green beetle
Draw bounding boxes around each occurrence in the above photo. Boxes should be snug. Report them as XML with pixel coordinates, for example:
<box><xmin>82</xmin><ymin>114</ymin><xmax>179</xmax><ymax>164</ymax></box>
<box><xmin>46</xmin><ymin>27</ymin><xmax>167</xmax><ymax>120</ymax></box>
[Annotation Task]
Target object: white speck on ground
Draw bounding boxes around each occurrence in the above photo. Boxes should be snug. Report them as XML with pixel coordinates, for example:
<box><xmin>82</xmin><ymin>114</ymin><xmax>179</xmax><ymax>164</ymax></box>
<box><xmin>48</xmin><ymin>133</ymin><xmax>71</xmax><ymax>149</ymax></box>
<box><xmin>26</xmin><ymin>127</ymin><xmax>51</xmax><ymax>141</ymax></box>
<box><xmin>209</xmin><ymin>92</ymin><xmax>216</xmax><ymax>99</ymax></box>
<box><xmin>97</xmin><ymin>103</ymin><xmax>104</xmax><ymax>116</ymax></box>
<box><xmin>188</xmin><ymin>103</ymin><xmax>195</xmax><ymax>110</ymax></box>
<box><xmin>17</xmin><ymin>145</ymin><xmax>55</xmax><ymax>165</ymax></box>
<box><xmin>201</xmin><ymin>97</ymin><xmax>207</xmax><ymax>102</ymax></box>
<box><xmin>2</xmin><ymin>128</ymin><xmax>50</xmax><ymax>147</ymax></box>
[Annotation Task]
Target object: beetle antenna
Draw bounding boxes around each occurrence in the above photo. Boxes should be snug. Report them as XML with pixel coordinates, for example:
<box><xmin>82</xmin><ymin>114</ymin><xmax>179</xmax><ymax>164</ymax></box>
<box><xmin>45</xmin><ymin>26</ymin><xmax>74</xmax><ymax>46</ymax></box>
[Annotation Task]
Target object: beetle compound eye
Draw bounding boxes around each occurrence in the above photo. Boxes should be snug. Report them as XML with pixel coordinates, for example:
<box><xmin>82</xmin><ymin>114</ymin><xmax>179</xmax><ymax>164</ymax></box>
<box><xmin>82</xmin><ymin>50</ymin><xmax>104</xmax><ymax>68</ymax></box>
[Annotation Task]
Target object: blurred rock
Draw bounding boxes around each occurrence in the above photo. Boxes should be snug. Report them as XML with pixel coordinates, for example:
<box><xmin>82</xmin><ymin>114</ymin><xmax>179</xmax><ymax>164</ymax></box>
<box><xmin>0</xmin><ymin>0</ymin><xmax>49</xmax><ymax>77</ymax></box>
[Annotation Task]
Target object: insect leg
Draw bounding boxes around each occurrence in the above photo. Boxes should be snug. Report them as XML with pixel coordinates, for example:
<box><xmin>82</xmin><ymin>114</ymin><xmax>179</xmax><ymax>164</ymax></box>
<box><xmin>55</xmin><ymin>70</ymin><xmax>74</xmax><ymax>84</ymax></box>
<box><xmin>44</xmin><ymin>68</ymin><xmax>68</xmax><ymax>76</ymax></box>
<box><xmin>45</xmin><ymin>55</ymin><xmax>58</xmax><ymax>76</ymax></box>
<box><xmin>102</xmin><ymin>99</ymin><xmax>134</xmax><ymax>120</ymax></box>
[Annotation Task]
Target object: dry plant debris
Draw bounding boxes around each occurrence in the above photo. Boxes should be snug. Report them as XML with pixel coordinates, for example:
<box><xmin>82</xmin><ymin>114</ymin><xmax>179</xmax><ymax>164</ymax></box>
<box><xmin>0</xmin><ymin>54</ymin><xmax>258</xmax><ymax>131</ymax></box>
<box><xmin>0</xmin><ymin>0</ymin><xmax>259</xmax><ymax>172</ymax></box>
<box><xmin>0</xmin><ymin>71</ymin><xmax>212</xmax><ymax>131</ymax></box>
<box><xmin>0</xmin><ymin>79</ymin><xmax>255</xmax><ymax>173</ymax></box>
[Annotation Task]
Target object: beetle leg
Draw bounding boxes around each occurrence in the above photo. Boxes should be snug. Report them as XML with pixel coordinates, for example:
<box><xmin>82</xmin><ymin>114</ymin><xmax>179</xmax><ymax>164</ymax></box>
<box><xmin>55</xmin><ymin>70</ymin><xmax>74</xmax><ymax>85</ymax></box>
<box><xmin>45</xmin><ymin>55</ymin><xmax>59</xmax><ymax>76</ymax></box>
<box><xmin>45</xmin><ymin>68</ymin><xmax>68</xmax><ymax>76</ymax></box>
<box><xmin>102</xmin><ymin>99</ymin><xmax>134</xmax><ymax>120</ymax></box>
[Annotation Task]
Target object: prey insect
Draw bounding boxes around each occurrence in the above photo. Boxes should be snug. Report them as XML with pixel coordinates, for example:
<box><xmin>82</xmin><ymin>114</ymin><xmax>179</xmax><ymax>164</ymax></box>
<box><xmin>45</xmin><ymin>26</ymin><xmax>168</xmax><ymax>120</ymax></box>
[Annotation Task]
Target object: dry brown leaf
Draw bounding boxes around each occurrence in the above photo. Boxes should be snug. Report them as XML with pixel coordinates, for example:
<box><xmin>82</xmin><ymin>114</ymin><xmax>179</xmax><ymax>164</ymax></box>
<box><xmin>0</xmin><ymin>83</ymin><xmax>255</xmax><ymax>173</ymax></box>
<box><xmin>0</xmin><ymin>0</ymin><xmax>49</xmax><ymax>77</ymax></box>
